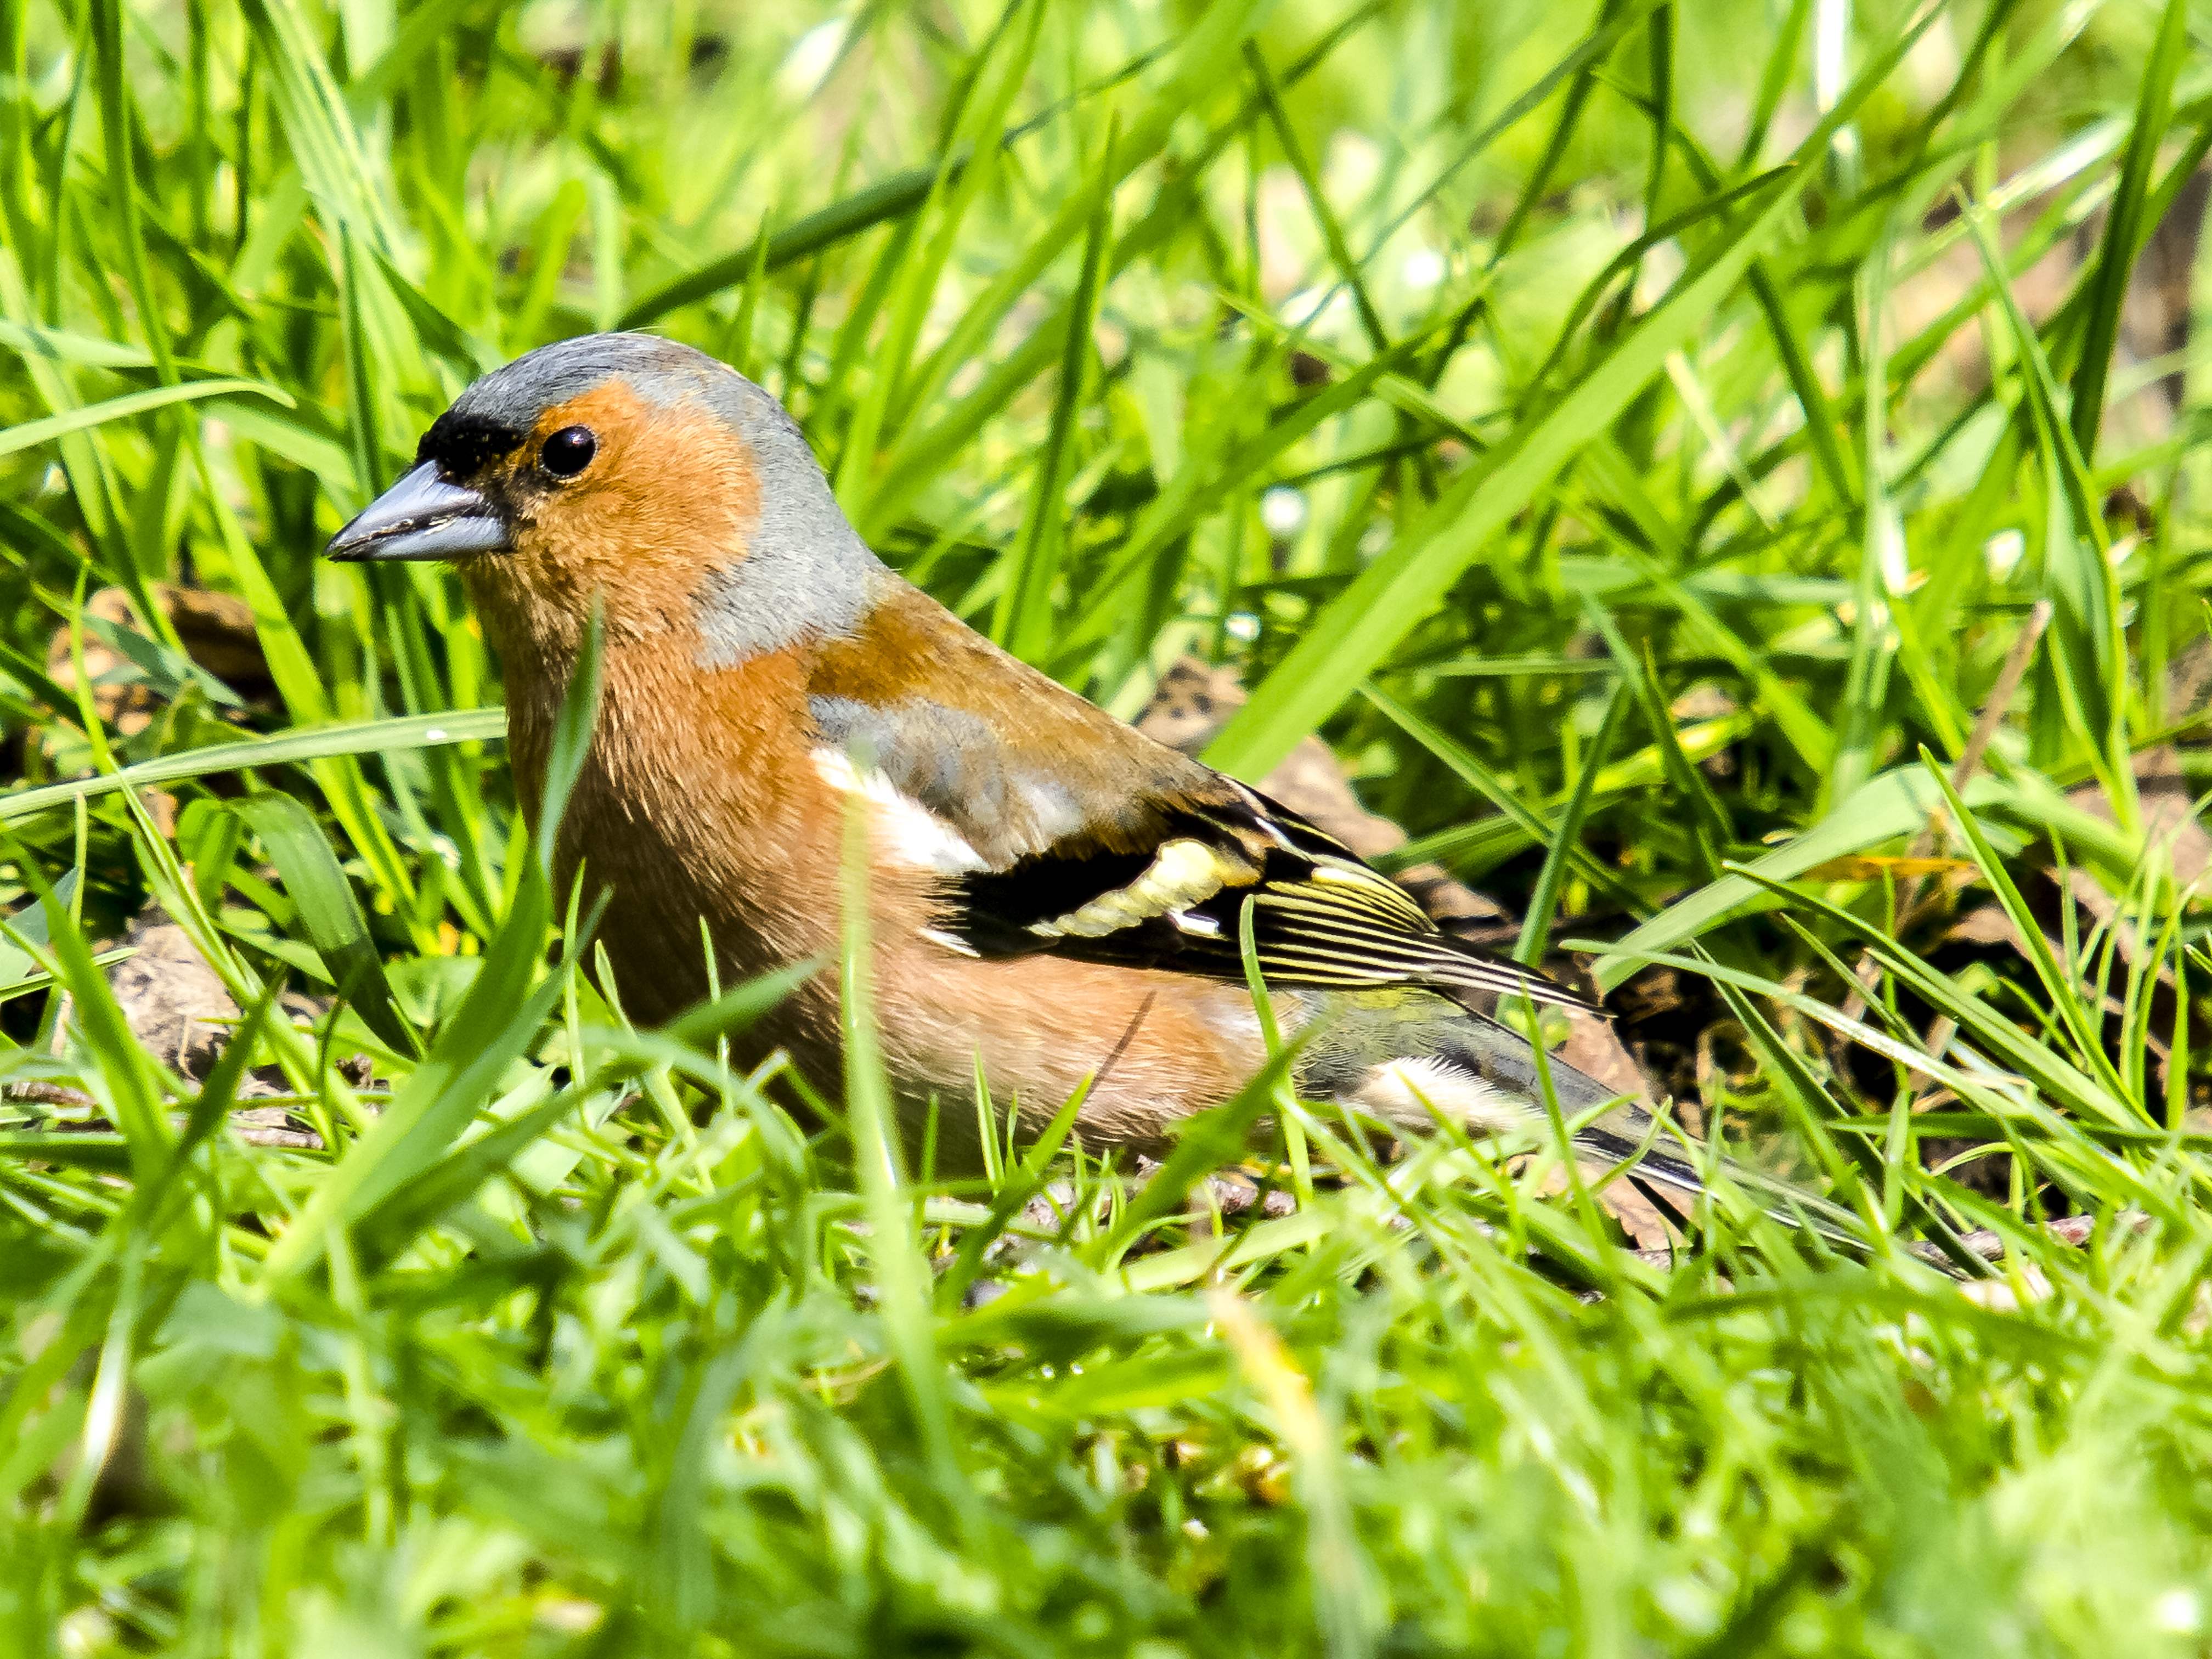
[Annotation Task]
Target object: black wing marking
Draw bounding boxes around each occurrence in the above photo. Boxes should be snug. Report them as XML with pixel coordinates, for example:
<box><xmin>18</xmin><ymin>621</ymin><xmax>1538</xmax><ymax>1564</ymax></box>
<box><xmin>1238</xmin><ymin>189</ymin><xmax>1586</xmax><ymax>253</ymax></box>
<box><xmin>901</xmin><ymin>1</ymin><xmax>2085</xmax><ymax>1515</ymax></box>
<box><xmin>802</xmin><ymin>678</ymin><xmax>1594</xmax><ymax>1013</ymax></box>
<box><xmin>948</xmin><ymin>782</ymin><xmax>1597</xmax><ymax>1014</ymax></box>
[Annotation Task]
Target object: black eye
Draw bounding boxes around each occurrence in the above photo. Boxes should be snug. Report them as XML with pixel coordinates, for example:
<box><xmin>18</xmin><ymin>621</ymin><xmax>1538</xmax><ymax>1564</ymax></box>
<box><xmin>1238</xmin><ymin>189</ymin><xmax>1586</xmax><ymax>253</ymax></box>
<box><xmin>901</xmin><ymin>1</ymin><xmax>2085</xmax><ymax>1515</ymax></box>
<box><xmin>539</xmin><ymin>426</ymin><xmax>596</xmax><ymax>477</ymax></box>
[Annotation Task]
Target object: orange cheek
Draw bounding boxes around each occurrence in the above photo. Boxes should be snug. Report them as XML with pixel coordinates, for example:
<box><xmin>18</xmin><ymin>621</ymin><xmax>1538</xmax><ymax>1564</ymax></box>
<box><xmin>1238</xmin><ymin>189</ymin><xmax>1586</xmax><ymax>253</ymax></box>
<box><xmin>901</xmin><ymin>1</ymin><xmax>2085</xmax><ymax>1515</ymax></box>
<box><xmin>495</xmin><ymin>390</ymin><xmax>764</xmax><ymax>632</ymax></box>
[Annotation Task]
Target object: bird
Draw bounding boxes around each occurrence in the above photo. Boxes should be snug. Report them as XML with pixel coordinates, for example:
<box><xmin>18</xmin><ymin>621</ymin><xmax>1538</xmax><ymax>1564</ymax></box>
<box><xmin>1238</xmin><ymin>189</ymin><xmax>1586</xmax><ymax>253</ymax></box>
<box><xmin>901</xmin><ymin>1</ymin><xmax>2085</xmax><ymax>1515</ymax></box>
<box><xmin>320</xmin><ymin>331</ymin><xmax>1707</xmax><ymax>1197</ymax></box>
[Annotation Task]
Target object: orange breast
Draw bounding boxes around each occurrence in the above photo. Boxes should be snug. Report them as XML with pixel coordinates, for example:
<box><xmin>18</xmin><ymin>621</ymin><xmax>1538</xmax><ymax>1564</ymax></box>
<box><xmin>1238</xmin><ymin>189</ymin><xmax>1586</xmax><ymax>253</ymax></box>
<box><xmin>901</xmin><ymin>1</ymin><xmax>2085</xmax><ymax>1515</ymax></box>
<box><xmin>493</xmin><ymin>614</ymin><xmax>1266</xmax><ymax>1160</ymax></box>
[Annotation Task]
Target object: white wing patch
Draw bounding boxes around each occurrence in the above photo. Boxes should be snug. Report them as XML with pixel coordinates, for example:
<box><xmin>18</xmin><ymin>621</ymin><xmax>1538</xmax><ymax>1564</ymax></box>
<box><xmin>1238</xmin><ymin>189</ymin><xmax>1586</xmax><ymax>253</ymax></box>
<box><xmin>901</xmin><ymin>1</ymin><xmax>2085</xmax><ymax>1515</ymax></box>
<box><xmin>1348</xmin><ymin>1056</ymin><xmax>1530</xmax><ymax>1135</ymax></box>
<box><xmin>1030</xmin><ymin>838</ymin><xmax>1252</xmax><ymax>940</ymax></box>
<box><xmin>811</xmin><ymin>747</ymin><xmax>988</xmax><ymax>874</ymax></box>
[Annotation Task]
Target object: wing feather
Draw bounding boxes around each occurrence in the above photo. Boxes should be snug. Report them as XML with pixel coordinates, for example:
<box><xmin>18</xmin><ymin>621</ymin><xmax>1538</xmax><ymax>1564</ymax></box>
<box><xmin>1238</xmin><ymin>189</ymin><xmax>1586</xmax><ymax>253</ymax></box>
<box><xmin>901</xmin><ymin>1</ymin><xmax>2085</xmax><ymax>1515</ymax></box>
<box><xmin>805</xmin><ymin>589</ymin><xmax>1594</xmax><ymax>1014</ymax></box>
<box><xmin>943</xmin><ymin>780</ymin><xmax>1596</xmax><ymax>1015</ymax></box>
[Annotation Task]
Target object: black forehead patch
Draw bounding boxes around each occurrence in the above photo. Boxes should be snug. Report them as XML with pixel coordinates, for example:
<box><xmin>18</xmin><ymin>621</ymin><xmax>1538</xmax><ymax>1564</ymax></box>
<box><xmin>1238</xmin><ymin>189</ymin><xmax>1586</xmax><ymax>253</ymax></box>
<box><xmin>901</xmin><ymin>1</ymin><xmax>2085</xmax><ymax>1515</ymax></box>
<box><xmin>415</xmin><ymin>332</ymin><xmax>714</xmax><ymax>477</ymax></box>
<box><xmin>417</xmin><ymin>409</ymin><xmax>526</xmax><ymax>477</ymax></box>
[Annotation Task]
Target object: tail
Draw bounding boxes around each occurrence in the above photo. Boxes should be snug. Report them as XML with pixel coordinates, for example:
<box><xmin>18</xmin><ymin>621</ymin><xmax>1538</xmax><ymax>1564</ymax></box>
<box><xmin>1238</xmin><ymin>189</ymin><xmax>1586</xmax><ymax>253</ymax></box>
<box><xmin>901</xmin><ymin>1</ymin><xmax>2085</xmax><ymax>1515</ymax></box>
<box><xmin>1469</xmin><ymin>1024</ymin><xmax>1898</xmax><ymax>1265</ymax></box>
<box><xmin>1570</xmin><ymin>1118</ymin><xmax>1894</xmax><ymax>1265</ymax></box>
<box><xmin>1300</xmin><ymin>994</ymin><xmax>1971</xmax><ymax>1277</ymax></box>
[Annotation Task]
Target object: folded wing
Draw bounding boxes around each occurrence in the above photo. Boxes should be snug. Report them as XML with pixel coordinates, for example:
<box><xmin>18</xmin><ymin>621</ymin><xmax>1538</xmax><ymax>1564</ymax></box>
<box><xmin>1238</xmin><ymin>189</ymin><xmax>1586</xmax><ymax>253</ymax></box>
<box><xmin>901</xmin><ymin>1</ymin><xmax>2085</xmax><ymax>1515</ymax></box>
<box><xmin>804</xmin><ymin>584</ymin><xmax>1595</xmax><ymax>1014</ymax></box>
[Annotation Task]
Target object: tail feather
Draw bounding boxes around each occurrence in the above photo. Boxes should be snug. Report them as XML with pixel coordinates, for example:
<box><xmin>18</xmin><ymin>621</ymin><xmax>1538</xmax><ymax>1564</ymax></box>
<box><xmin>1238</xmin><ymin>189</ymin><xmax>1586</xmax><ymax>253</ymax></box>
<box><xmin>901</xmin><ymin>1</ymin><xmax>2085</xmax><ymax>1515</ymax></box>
<box><xmin>1558</xmin><ymin>1066</ymin><xmax>1976</xmax><ymax>1280</ymax></box>
<box><xmin>1572</xmin><ymin>1122</ymin><xmax>1895</xmax><ymax>1265</ymax></box>
<box><xmin>1297</xmin><ymin>991</ymin><xmax>1969</xmax><ymax>1278</ymax></box>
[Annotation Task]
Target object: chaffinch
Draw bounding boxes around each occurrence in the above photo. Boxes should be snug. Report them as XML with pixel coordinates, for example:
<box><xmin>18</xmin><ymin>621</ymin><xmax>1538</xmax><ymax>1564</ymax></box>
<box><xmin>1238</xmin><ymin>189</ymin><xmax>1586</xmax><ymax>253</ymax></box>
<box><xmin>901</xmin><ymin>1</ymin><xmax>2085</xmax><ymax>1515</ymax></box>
<box><xmin>324</xmin><ymin>332</ymin><xmax>1688</xmax><ymax>1187</ymax></box>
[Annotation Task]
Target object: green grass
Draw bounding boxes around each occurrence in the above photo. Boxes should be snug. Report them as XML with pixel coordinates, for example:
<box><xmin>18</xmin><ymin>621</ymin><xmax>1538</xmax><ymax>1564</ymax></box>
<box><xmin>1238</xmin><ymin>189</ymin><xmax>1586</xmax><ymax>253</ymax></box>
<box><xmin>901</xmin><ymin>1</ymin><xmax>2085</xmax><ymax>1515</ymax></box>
<box><xmin>6</xmin><ymin>0</ymin><xmax>2212</xmax><ymax>1651</ymax></box>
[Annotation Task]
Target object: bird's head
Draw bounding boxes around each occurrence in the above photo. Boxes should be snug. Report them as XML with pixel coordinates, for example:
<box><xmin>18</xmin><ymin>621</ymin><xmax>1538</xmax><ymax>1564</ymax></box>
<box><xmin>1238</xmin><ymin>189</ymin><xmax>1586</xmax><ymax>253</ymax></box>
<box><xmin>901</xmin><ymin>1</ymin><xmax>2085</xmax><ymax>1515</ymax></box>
<box><xmin>326</xmin><ymin>332</ymin><xmax>882</xmax><ymax>659</ymax></box>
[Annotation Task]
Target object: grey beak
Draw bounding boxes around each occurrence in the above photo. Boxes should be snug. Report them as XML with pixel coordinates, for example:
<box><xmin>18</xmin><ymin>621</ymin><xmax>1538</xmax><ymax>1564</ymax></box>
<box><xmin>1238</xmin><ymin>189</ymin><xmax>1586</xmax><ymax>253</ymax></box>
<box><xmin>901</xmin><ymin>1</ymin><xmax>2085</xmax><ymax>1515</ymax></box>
<box><xmin>324</xmin><ymin>462</ymin><xmax>511</xmax><ymax>563</ymax></box>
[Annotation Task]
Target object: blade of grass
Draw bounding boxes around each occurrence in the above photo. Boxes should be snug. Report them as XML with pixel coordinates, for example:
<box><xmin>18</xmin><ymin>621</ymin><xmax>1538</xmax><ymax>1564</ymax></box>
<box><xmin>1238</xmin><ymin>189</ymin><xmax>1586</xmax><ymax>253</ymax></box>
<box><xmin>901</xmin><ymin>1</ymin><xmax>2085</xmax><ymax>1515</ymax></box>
<box><xmin>837</xmin><ymin>766</ymin><xmax>964</xmax><ymax>1506</ymax></box>
<box><xmin>1206</xmin><ymin>7</ymin><xmax>1939</xmax><ymax>778</ymax></box>
<box><xmin>995</xmin><ymin>116</ymin><xmax>1114</xmax><ymax>663</ymax></box>
<box><xmin>0</xmin><ymin>707</ymin><xmax>506</xmax><ymax>825</ymax></box>
<box><xmin>1516</xmin><ymin>680</ymin><xmax>1626</xmax><ymax>968</ymax></box>
<box><xmin>229</xmin><ymin>793</ymin><xmax>421</xmax><ymax>1060</ymax></box>
<box><xmin>2067</xmin><ymin>0</ymin><xmax>2188</xmax><ymax>462</ymax></box>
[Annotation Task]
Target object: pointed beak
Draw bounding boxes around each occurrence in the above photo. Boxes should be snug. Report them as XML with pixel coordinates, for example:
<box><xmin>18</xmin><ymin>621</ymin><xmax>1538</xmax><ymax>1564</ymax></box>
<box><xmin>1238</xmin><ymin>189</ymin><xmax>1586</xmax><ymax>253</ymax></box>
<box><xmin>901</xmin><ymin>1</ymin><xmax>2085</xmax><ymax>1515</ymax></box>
<box><xmin>324</xmin><ymin>462</ymin><xmax>511</xmax><ymax>563</ymax></box>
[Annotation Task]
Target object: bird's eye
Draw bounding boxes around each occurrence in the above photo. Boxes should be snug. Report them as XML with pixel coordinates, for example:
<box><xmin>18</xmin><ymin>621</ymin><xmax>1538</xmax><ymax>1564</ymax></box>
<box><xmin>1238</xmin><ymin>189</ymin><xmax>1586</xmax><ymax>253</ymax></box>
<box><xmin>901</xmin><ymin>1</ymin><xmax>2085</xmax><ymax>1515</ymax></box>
<box><xmin>539</xmin><ymin>426</ymin><xmax>596</xmax><ymax>478</ymax></box>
